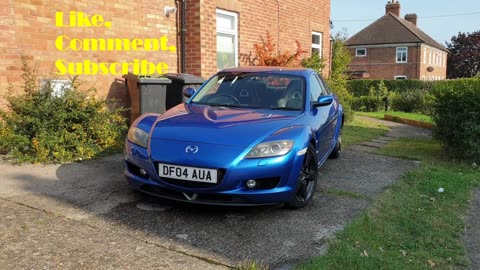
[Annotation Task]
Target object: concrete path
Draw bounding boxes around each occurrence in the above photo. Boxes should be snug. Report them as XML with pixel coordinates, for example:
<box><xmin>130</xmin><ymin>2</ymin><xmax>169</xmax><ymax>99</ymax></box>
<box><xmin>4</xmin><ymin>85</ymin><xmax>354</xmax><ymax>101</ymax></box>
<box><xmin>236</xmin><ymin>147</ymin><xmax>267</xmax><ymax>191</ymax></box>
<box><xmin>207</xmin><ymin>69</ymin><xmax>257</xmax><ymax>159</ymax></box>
<box><xmin>465</xmin><ymin>188</ymin><xmax>480</xmax><ymax>270</ymax></box>
<box><xmin>0</xmin><ymin>117</ymin><xmax>433</xmax><ymax>269</ymax></box>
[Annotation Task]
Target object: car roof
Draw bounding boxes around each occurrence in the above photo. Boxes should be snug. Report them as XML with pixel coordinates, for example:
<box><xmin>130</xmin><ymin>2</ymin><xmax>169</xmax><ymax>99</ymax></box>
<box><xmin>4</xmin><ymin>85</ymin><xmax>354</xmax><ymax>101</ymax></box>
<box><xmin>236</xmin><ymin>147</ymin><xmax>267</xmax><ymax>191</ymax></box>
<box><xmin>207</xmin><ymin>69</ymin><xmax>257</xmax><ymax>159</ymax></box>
<box><xmin>219</xmin><ymin>66</ymin><xmax>313</xmax><ymax>76</ymax></box>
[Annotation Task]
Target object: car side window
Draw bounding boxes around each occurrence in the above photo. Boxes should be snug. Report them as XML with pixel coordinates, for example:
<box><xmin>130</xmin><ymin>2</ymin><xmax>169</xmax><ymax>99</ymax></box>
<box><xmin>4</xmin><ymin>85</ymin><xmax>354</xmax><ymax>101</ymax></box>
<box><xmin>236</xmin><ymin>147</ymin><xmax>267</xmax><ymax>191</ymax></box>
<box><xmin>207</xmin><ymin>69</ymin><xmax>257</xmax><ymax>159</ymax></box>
<box><xmin>318</xmin><ymin>76</ymin><xmax>331</xmax><ymax>95</ymax></box>
<box><xmin>312</xmin><ymin>73</ymin><xmax>330</xmax><ymax>96</ymax></box>
<box><xmin>309</xmin><ymin>74</ymin><xmax>322</xmax><ymax>102</ymax></box>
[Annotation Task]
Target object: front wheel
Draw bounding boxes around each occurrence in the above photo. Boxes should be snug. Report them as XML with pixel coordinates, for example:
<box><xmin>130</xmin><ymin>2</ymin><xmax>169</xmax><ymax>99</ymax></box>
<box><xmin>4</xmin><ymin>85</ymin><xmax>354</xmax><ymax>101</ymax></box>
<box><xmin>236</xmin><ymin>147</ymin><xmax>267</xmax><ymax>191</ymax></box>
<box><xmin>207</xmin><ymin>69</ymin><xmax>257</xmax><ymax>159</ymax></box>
<box><xmin>286</xmin><ymin>145</ymin><xmax>318</xmax><ymax>209</ymax></box>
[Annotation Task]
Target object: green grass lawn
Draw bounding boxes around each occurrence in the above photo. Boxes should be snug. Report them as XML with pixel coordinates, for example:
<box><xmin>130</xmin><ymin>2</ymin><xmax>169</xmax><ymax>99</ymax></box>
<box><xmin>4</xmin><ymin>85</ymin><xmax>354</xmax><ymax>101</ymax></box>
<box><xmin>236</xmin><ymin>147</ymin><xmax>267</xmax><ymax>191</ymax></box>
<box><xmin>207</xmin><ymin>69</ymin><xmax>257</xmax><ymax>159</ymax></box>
<box><xmin>343</xmin><ymin>116</ymin><xmax>390</xmax><ymax>148</ymax></box>
<box><xmin>357</xmin><ymin>111</ymin><xmax>434</xmax><ymax>124</ymax></box>
<box><xmin>299</xmin><ymin>137</ymin><xmax>480</xmax><ymax>270</ymax></box>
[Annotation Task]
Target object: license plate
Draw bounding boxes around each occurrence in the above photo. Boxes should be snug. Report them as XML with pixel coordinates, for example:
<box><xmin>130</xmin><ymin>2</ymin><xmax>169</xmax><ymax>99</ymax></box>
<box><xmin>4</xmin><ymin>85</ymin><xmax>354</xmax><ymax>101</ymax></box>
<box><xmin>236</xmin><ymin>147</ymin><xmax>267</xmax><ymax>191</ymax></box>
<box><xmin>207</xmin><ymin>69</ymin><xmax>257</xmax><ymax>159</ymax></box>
<box><xmin>158</xmin><ymin>163</ymin><xmax>218</xmax><ymax>183</ymax></box>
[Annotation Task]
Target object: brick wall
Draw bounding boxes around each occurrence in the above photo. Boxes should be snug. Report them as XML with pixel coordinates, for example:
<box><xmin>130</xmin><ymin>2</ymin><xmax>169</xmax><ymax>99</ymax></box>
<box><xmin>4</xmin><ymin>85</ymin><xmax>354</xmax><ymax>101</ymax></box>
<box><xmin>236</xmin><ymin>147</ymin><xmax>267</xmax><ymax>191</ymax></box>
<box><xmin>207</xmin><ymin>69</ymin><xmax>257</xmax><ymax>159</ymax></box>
<box><xmin>348</xmin><ymin>44</ymin><xmax>447</xmax><ymax>80</ymax></box>
<box><xmin>1</xmin><ymin>0</ymin><xmax>331</xmax><ymax>103</ymax></box>
<box><xmin>419</xmin><ymin>44</ymin><xmax>447</xmax><ymax>80</ymax></box>
<box><xmin>348</xmin><ymin>46</ymin><xmax>419</xmax><ymax>79</ymax></box>
<box><xmin>0</xmin><ymin>0</ymin><xmax>179</xmax><ymax>100</ymax></box>
<box><xmin>186</xmin><ymin>0</ymin><xmax>331</xmax><ymax>79</ymax></box>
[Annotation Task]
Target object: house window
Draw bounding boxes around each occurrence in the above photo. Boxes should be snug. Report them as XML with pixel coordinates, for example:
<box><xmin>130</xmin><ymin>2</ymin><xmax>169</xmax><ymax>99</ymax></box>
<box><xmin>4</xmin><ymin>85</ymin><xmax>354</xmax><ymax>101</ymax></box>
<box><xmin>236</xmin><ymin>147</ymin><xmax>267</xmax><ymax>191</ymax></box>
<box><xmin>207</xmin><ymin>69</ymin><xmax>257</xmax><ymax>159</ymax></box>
<box><xmin>216</xmin><ymin>9</ymin><xmax>238</xmax><ymax>70</ymax></box>
<box><xmin>312</xmin><ymin>32</ymin><xmax>323</xmax><ymax>57</ymax></box>
<box><xmin>396</xmin><ymin>47</ymin><xmax>408</xmax><ymax>63</ymax></box>
<box><xmin>394</xmin><ymin>75</ymin><xmax>407</xmax><ymax>80</ymax></box>
<box><xmin>423</xmin><ymin>48</ymin><xmax>426</xmax><ymax>64</ymax></box>
<box><xmin>355</xmin><ymin>48</ymin><xmax>367</xmax><ymax>57</ymax></box>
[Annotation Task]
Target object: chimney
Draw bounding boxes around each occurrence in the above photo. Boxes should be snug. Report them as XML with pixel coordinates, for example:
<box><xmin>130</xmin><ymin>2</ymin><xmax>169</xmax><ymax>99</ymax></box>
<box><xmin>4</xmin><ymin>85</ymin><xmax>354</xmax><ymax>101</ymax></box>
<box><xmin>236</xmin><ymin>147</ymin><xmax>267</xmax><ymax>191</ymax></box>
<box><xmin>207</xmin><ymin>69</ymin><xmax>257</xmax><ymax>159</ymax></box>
<box><xmin>385</xmin><ymin>0</ymin><xmax>401</xmax><ymax>17</ymax></box>
<box><xmin>405</xmin><ymin>13</ymin><xmax>417</xmax><ymax>26</ymax></box>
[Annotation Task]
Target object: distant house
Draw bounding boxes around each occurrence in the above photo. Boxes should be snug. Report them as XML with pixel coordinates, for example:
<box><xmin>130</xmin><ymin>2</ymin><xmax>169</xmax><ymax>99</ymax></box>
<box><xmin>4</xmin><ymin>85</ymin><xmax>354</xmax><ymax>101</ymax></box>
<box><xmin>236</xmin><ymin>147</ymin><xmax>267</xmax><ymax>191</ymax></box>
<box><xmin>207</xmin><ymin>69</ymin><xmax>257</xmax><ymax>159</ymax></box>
<box><xmin>346</xmin><ymin>0</ymin><xmax>448</xmax><ymax>80</ymax></box>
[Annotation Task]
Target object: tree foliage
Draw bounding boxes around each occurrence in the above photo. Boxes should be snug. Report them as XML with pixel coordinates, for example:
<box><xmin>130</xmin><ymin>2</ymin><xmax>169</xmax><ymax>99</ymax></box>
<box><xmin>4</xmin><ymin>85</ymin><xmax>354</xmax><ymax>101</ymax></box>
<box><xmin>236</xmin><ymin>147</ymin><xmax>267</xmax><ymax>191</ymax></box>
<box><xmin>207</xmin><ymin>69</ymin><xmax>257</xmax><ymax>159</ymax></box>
<box><xmin>327</xmin><ymin>33</ymin><xmax>354</xmax><ymax>122</ymax></box>
<box><xmin>251</xmin><ymin>31</ymin><xmax>306</xmax><ymax>67</ymax></box>
<box><xmin>330</xmin><ymin>32</ymin><xmax>352</xmax><ymax>81</ymax></box>
<box><xmin>301</xmin><ymin>52</ymin><xmax>325</xmax><ymax>74</ymax></box>
<box><xmin>446</xmin><ymin>31</ymin><xmax>480</xmax><ymax>78</ymax></box>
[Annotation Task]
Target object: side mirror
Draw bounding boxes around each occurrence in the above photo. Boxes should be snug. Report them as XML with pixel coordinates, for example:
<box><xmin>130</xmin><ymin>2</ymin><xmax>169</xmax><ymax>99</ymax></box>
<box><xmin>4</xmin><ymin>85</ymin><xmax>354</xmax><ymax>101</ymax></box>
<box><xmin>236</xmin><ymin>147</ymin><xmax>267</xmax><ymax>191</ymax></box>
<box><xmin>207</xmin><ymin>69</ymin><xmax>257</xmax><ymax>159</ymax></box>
<box><xmin>183</xmin><ymin>87</ymin><xmax>196</xmax><ymax>98</ymax></box>
<box><xmin>313</xmin><ymin>96</ymin><xmax>334</xmax><ymax>107</ymax></box>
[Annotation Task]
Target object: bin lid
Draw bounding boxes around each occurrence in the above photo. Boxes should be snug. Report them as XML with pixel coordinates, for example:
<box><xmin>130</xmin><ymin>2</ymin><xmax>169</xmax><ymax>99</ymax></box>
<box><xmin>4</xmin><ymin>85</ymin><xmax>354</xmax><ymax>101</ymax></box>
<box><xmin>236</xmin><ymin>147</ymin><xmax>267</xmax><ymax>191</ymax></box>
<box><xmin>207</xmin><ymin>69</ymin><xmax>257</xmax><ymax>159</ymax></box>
<box><xmin>164</xmin><ymin>73</ymin><xmax>205</xmax><ymax>84</ymax></box>
<box><xmin>138</xmin><ymin>77</ymin><xmax>172</xmax><ymax>84</ymax></box>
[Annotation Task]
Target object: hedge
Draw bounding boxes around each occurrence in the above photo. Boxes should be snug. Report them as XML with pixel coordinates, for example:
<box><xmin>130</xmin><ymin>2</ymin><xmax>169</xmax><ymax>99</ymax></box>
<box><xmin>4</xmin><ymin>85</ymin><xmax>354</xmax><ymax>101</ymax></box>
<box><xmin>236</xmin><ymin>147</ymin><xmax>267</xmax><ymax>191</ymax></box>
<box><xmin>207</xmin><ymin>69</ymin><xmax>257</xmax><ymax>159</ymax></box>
<box><xmin>347</xmin><ymin>79</ymin><xmax>434</xmax><ymax>97</ymax></box>
<box><xmin>431</xmin><ymin>78</ymin><xmax>480</xmax><ymax>161</ymax></box>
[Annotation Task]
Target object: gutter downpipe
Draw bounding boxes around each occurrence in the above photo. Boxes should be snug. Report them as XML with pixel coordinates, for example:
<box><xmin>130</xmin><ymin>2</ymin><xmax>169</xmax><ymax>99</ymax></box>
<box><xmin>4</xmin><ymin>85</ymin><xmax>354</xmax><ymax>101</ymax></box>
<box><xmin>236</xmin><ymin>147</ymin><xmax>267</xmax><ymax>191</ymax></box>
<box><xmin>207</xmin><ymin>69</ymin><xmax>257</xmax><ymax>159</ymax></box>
<box><xmin>275</xmin><ymin>0</ymin><xmax>280</xmax><ymax>55</ymax></box>
<box><xmin>177</xmin><ymin>0</ymin><xmax>186</xmax><ymax>73</ymax></box>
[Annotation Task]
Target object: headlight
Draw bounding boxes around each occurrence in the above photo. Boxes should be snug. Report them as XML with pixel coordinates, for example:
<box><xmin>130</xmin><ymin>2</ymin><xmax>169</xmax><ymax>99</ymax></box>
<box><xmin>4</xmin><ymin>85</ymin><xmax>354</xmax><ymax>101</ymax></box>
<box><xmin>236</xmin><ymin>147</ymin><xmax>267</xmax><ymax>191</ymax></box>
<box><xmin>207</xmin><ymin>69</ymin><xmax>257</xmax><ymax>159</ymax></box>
<box><xmin>127</xmin><ymin>127</ymin><xmax>149</xmax><ymax>148</ymax></box>
<box><xmin>245</xmin><ymin>140</ymin><xmax>294</xmax><ymax>158</ymax></box>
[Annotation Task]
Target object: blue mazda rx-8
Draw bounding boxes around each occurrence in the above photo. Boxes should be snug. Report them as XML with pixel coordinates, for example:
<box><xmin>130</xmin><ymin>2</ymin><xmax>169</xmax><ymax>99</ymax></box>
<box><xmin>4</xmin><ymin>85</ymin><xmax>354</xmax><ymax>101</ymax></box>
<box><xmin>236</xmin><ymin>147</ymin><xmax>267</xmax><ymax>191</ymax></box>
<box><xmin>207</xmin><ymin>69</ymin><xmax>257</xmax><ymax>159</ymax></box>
<box><xmin>124</xmin><ymin>67</ymin><xmax>343</xmax><ymax>208</ymax></box>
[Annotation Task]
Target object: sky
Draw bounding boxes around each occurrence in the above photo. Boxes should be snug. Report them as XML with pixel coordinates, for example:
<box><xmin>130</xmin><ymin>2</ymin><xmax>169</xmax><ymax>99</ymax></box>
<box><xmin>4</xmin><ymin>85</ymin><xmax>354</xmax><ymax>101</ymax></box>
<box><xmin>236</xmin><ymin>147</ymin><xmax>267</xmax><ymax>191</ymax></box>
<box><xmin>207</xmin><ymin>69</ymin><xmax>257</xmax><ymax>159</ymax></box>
<box><xmin>331</xmin><ymin>0</ymin><xmax>480</xmax><ymax>45</ymax></box>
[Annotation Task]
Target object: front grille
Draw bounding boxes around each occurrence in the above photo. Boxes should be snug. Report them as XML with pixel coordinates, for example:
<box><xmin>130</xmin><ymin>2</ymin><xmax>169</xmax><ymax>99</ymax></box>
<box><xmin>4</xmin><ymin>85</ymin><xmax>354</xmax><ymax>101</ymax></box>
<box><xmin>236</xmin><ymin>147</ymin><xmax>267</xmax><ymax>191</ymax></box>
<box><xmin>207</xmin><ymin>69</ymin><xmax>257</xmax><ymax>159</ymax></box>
<box><xmin>154</xmin><ymin>162</ymin><xmax>226</xmax><ymax>188</ymax></box>
<box><xmin>139</xmin><ymin>184</ymin><xmax>243</xmax><ymax>204</ymax></box>
<box><xmin>141</xmin><ymin>185</ymin><xmax>185</xmax><ymax>200</ymax></box>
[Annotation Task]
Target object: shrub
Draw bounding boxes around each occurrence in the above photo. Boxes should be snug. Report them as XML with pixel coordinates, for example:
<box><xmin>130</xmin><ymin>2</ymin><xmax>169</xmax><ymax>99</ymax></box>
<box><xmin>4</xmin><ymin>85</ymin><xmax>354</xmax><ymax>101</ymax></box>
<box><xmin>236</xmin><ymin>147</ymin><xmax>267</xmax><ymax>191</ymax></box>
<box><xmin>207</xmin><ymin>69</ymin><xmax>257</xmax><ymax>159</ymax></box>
<box><xmin>301</xmin><ymin>52</ymin><xmax>325</xmax><ymax>73</ymax></box>
<box><xmin>352</xmin><ymin>96</ymin><xmax>382</xmax><ymax>112</ymax></box>
<box><xmin>351</xmin><ymin>81</ymin><xmax>390</xmax><ymax>112</ymax></box>
<box><xmin>250</xmin><ymin>31</ymin><xmax>306</xmax><ymax>67</ymax></box>
<box><xmin>390</xmin><ymin>89</ymin><xmax>435</xmax><ymax>114</ymax></box>
<box><xmin>431</xmin><ymin>79</ymin><xmax>480</xmax><ymax>161</ymax></box>
<box><xmin>347</xmin><ymin>79</ymin><xmax>433</xmax><ymax>97</ymax></box>
<box><xmin>0</xmin><ymin>59</ymin><xmax>127</xmax><ymax>163</ymax></box>
<box><xmin>328</xmin><ymin>35</ymin><xmax>354</xmax><ymax>122</ymax></box>
<box><xmin>327</xmin><ymin>78</ymin><xmax>354</xmax><ymax>121</ymax></box>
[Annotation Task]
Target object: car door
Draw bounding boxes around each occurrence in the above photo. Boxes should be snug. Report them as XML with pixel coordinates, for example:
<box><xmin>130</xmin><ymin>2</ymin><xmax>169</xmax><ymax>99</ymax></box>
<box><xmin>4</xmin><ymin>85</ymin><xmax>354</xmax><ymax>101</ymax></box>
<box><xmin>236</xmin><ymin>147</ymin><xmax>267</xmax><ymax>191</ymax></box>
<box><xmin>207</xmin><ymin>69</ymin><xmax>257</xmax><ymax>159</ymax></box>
<box><xmin>307</xmin><ymin>73</ymin><xmax>334</xmax><ymax>163</ymax></box>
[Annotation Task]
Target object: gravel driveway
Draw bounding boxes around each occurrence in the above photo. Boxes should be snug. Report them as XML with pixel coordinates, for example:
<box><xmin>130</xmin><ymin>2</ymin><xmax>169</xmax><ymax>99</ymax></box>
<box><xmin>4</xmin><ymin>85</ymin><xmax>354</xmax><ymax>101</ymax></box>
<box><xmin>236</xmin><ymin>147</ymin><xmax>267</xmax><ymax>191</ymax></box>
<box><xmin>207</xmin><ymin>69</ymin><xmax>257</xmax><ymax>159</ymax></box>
<box><xmin>0</xmin><ymin>117</ymin><xmax>443</xmax><ymax>269</ymax></box>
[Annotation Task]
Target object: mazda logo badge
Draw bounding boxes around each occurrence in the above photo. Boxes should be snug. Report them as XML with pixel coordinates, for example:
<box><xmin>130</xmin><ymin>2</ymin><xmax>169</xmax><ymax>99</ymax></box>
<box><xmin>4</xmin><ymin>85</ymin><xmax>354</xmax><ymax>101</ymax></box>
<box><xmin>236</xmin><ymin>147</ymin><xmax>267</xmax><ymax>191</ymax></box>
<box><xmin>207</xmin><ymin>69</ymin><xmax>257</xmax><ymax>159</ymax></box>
<box><xmin>185</xmin><ymin>145</ymin><xmax>199</xmax><ymax>154</ymax></box>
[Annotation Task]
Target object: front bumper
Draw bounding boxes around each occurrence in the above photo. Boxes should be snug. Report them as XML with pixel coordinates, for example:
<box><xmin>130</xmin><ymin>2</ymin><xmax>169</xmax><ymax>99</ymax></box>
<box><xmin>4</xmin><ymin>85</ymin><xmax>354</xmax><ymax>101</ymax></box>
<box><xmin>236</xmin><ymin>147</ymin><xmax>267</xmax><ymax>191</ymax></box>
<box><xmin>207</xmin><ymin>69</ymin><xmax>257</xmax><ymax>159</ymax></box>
<box><xmin>124</xmin><ymin>140</ymin><xmax>306</xmax><ymax>205</ymax></box>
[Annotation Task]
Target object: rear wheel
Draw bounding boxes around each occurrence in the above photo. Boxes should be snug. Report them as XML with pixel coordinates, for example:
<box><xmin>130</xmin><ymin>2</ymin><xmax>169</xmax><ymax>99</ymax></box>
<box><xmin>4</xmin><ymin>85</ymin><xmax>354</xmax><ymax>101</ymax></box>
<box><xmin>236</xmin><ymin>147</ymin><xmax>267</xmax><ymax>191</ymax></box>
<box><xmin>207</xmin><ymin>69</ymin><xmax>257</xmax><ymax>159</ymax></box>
<box><xmin>329</xmin><ymin>131</ymin><xmax>341</xmax><ymax>159</ymax></box>
<box><xmin>287</xmin><ymin>145</ymin><xmax>318</xmax><ymax>209</ymax></box>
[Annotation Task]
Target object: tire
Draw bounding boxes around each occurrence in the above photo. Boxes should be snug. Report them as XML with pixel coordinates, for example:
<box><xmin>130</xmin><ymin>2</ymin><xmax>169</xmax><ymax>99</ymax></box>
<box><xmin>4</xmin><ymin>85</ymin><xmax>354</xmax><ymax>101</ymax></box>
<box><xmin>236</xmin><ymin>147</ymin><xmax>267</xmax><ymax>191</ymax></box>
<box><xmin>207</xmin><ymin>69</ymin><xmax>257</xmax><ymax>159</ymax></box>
<box><xmin>329</xmin><ymin>130</ymin><xmax>342</xmax><ymax>159</ymax></box>
<box><xmin>286</xmin><ymin>144</ymin><xmax>318</xmax><ymax>209</ymax></box>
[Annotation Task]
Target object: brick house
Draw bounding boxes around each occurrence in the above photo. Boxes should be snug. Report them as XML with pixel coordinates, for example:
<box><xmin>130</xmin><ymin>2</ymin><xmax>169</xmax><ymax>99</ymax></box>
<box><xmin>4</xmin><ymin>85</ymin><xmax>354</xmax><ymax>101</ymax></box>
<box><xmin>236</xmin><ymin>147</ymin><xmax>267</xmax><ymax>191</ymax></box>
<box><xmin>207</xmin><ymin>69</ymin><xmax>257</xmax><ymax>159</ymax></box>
<box><xmin>0</xmin><ymin>0</ymin><xmax>331</xmax><ymax>100</ymax></box>
<box><xmin>346</xmin><ymin>0</ymin><xmax>448</xmax><ymax>80</ymax></box>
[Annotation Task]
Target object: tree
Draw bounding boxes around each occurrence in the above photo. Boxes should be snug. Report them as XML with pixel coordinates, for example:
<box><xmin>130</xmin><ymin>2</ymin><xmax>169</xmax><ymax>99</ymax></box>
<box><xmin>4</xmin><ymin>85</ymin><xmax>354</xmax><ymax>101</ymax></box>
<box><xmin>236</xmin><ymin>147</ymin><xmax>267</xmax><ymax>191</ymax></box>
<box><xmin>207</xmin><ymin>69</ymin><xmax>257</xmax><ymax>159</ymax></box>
<box><xmin>446</xmin><ymin>31</ymin><xmax>480</xmax><ymax>78</ymax></box>
<box><xmin>327</xmin><ymin>32</ymin><xmax>354</xmax><ymax>122</ymax></box>
<box><xmin>330</xmin><ymin>32</ymin><xmax>352</xmax><ymax>81</ymax></box>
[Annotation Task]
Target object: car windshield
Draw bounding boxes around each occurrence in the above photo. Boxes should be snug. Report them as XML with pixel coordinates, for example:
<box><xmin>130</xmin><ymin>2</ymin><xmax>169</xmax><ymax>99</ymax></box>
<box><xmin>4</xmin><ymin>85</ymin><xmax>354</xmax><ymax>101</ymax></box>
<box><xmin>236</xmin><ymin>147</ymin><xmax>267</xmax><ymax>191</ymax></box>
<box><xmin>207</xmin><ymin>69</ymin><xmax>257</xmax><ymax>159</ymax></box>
<box><xmin>191</xmin><ymin>72</ymin><xmax>305</xmax><ymax>111</ymax></box>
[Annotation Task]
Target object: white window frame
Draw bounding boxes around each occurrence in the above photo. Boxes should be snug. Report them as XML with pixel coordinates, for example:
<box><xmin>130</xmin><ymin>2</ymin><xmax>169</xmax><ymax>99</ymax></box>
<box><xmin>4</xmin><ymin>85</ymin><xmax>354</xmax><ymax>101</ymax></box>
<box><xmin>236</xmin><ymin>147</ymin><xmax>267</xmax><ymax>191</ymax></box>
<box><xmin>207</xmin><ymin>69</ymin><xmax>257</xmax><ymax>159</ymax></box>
<box><xmin>423</xmin><ymin>48</ymin><xmax>426</xmax><ymax>64</ymax></box>
<box><xmin>394</xmin><ymin>75</ymin><xmax>407</xmax><ymax>80</ymax></box>
<box><xmin>396</xmin><ymin>47</ymin><xmax>408</xmax><ymax>63</ymax></box>
<box><xmin>355</xmin><ymin>48</ymin><xmax>367</xmax><ymax>57</ymax></box>
<box><xmin>312</xmin><ymin>31</ymin><xmax>323</xmax><ymax>58</ymax></box>
<box><xmin>216</xmin><ymin>9</ymin><xmax>238</xmax><ymax>68</ymax></box>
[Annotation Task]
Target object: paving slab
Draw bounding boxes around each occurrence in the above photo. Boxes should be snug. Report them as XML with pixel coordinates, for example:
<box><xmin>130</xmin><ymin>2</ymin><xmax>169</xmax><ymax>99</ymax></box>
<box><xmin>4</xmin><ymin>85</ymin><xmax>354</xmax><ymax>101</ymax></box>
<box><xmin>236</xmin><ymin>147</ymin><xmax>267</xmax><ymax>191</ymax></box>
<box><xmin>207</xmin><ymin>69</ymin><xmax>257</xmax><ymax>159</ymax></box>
<box><xmin>348</xmin><ymin>144</ymin><xmax>380</xmax><ymax>153</ymax></box>
<box><xmin>358</xmin><ymin>141</ymin><xmax>388</xmax><ymax>148</ymax></box>
<box><xmin>320</xmin><ymin>150</ymin><xmax>416</xmax><ymax>197</ymax></box>
<box><xmin>0</xmin><ymin>199</ymin><xmax>227</xmax><ymax>270</ymax></box>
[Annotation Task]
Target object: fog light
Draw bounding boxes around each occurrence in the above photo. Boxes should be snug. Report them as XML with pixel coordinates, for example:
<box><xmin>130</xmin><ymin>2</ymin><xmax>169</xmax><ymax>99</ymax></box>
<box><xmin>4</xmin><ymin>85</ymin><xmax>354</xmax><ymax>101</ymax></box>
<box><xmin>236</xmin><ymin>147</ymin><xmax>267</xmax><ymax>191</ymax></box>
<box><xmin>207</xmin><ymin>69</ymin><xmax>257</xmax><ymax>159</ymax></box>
<box><xmin>139</xmin><ymin>168</ymin><xmax>148</xmax><ymax>177</ymax></box>
<box><xmin>246</xmin><ymin>179</ymin><xmax>256</xmax><ymax>189</ymax></box>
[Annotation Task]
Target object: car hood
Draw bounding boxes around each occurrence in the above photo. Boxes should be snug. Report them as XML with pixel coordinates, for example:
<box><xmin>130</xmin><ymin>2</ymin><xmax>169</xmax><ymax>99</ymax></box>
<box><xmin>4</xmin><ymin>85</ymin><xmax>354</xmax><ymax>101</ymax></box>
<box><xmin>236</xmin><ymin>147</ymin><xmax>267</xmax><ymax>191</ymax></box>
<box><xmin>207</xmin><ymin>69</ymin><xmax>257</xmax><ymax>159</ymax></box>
<box><xmin>150</xmin><ymin>104</ymin><xmax>301</xmax><ymax>147</ymax></box>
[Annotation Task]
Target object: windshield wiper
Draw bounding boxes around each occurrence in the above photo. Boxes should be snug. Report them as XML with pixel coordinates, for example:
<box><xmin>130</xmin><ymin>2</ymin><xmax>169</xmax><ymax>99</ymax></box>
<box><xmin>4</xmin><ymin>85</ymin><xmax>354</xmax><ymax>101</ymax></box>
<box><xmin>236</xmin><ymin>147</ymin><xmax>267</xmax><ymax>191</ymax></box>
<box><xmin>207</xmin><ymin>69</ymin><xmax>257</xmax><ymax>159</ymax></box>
<box><xmin>208</xmin><ymin>103</ymin><xmax>246</xmax><ymax>108</ymax></box>
<box><xmin>267</xmin><ymin>107</ymin><xmax>301</xmax><ymax>111</ymax></box>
